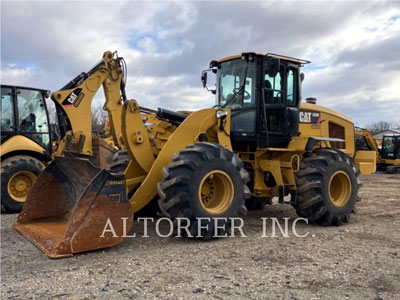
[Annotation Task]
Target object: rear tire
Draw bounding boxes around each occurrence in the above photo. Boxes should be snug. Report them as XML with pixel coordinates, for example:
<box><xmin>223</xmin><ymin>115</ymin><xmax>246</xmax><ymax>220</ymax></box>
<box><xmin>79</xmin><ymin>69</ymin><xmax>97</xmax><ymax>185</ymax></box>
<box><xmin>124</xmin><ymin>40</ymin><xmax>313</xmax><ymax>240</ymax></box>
<box><xmin>1</xmin><ymin>155</ymin><xmax>44</xmax><ymax>213</ymax></box>
<box><xmin>158</xmin><ymin>142</ymin><xmax>250</xmax><ymax>238</ymax></box>
<box><xmin>294</xmin><ymin>149</ymin><xmax>359</xmax><ymax>226</ymax></box>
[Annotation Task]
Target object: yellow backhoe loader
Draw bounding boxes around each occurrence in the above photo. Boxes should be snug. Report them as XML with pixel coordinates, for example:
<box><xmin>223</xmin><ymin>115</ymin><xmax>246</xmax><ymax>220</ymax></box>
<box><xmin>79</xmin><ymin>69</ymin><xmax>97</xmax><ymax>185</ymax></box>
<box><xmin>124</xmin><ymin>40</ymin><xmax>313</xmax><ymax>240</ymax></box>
<box><xmin>15</xmin><ymin>52</ymin><xmax>376</xmax><ymax>258</ymax></box>
<box><xmin>356</xmin><ymin>128</ymin><xmax>400</xmax><ymax>173</ymax></box>
<box><xmin>1</xmin><ymin>52</ymin><xmax>127</xmax><ymax>213</ymax></box>
<box><xmin>1</xmin><ymin>85</ymin><xmax>53</xmax><ymax>213</ymax></box>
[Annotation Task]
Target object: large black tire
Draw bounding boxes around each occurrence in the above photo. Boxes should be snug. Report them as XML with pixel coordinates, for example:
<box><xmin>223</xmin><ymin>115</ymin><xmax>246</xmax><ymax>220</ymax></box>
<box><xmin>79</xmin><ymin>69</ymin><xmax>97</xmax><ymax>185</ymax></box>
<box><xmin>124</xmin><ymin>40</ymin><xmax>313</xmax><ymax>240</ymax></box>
<box><xmin>1</xmin><ymin>155</ymin><xmax>44</xmax><ymax>213</ymax></box>
<box><xmin>158</xmin><ymin>142</ymin><xmax>250</xmax><ymax>238</ymax></box>
<box><xmin>294</xmin><ymin>148</ymin><xmax>359</xmax><ymax>226</ymax></box>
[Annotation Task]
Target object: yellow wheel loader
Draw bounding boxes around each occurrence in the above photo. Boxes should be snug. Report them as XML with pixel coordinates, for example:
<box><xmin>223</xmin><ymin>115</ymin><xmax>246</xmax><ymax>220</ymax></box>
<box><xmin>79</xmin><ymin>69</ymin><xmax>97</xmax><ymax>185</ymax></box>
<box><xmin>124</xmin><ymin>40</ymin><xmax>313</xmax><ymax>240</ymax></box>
<box><xmin>1</xmin><ymin>85</ymin><xmax>53</xmax><ymax>213</ymax></box>
<box><xmin>15</xmin><ymin>52</ymin><xmax>376</xmax><ymax>258</ymax></box>
<box><xmin>356</xmin><ymin>128</ymin><xmax>400</xmax><ymax>173</ymax></box>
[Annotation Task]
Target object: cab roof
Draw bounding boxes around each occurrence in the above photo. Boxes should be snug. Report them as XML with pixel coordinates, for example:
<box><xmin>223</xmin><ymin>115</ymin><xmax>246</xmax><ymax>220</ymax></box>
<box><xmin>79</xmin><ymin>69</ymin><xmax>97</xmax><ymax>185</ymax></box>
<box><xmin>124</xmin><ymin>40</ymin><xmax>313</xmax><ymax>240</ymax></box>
<box><xmin>1</xmin><ymin>84</ymin><xmax>50</xmax><ymax>96</ymax></box>
<box><xmin>213</xmin><ymin>52</ymin><xmax>310</xmax><ymax>66</ymax></box>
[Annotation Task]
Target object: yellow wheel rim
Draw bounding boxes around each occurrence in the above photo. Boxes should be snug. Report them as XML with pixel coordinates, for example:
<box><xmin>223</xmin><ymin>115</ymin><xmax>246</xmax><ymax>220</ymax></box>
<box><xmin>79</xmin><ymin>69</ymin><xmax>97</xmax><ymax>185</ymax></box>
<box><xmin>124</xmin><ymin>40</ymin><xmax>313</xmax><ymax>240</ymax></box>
<box><xmin>328</xmin><ymin>171</ymin><xmax>351</xmax><ymax>207</ymax></box>
<box><xmin>7</xmin><ymin>171</ymin><xmax>36</xmax><ymax>203</ymax></box>
<box><xmin>198</xmin><ymin>170</ymin><xmax>234</xmax><ymax>215</ymax></box>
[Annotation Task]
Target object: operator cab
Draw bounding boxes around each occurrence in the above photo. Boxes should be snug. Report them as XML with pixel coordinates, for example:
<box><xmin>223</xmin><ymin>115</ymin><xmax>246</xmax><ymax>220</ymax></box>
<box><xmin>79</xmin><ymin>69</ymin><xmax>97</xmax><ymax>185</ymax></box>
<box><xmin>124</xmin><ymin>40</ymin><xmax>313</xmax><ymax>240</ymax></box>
<box><xmin>381</xmin><ymin>135</ymin><xmax>400</xmax><ymax>160</ymax></box>
<box><xmin>202</xmin><ymin>53</ymin><xmax>309</xmax><ymax>151</ymax></box>
<box><xmin>1</xmin><ymin>85</ymin><xmax>52</xmax><ymax>153</ymax></box>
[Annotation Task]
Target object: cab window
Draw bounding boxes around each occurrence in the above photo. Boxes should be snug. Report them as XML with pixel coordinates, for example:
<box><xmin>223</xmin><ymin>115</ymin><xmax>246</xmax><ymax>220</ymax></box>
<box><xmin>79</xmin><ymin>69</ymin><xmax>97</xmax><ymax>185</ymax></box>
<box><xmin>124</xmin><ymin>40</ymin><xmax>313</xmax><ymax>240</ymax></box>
<box><xmin>264</xmin><ymin>70</ymin><xmax>283</xmax><ymax>104</ymax></box>
<box><xmin>396</xmin><ymin>138</ymin><xmax>400</xmax><ymax>159</ymax></box>
<box><xmin>382</xmin><ymin>137</ymin><xmax>395</xmax><ymax>158</ymax></box>
<box><xmin>1</xmin><ymin>87</ymin><xmax>14</xmax><ymax>131</ymax></box>
<box><xmin>17</xmin><ymin>89</ymin><xmax>49</xmax><ymax>133</ymax></box>
<box><xmin>218</xmin><ymin>59</ymin><xmax>256</xmax><ymax>109</ymax></box>
<box><xmin>287</xmin><ymin>68</ymin><xmax>298</xmax><ymax>107</ymax></box>
<box><xmin>17</xmin><ymin>89</ymin><xmax>50</xmax><ymax>150</ymax></box>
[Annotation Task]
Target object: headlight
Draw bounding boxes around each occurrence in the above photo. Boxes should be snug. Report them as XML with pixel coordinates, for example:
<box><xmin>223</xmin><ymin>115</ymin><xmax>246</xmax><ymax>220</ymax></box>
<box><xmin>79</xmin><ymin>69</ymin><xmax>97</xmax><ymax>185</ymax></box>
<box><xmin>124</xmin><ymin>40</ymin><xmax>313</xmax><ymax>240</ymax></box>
<box><xmin>216</xmin><ymin>110</ymin><xmax>228</xmax><ymax>119</ymax></box>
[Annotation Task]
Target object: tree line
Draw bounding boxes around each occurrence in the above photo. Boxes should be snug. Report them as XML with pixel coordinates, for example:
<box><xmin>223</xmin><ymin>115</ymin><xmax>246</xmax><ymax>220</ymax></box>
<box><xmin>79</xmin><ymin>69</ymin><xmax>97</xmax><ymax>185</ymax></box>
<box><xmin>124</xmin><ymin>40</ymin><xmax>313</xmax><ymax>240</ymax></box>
<box><xmin>365</xmin><ymin>121</ymin><xmax>400</xmax><ymax>135</ymax></box>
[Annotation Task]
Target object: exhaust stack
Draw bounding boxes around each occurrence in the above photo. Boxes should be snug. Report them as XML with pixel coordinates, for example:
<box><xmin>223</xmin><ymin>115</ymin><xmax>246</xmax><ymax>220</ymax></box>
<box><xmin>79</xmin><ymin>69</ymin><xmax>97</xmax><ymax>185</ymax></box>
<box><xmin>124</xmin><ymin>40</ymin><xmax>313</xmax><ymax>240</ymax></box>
<box><xmin>306</xmin><ymin>97</ymin><xmax>317</xmax><ymax>104</ymax></box>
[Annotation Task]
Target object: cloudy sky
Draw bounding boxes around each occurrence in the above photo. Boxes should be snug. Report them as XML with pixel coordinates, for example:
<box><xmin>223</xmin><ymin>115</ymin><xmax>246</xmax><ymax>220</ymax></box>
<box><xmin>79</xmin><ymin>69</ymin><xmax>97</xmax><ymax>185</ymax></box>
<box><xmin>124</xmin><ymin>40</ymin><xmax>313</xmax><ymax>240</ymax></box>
<box><xmin>1</xmin><ymin>1</ymin><xmax>399</xmax><ymax>126</ymax></box>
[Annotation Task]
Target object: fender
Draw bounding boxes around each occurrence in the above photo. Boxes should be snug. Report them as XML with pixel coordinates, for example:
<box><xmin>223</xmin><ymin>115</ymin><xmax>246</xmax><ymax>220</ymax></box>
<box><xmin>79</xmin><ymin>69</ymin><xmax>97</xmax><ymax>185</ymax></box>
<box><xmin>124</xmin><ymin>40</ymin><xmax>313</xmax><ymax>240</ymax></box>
<box><xmin>1</xmin><ymin>135</ymin><xmax>47</xmax><ymax>159</ymax></box>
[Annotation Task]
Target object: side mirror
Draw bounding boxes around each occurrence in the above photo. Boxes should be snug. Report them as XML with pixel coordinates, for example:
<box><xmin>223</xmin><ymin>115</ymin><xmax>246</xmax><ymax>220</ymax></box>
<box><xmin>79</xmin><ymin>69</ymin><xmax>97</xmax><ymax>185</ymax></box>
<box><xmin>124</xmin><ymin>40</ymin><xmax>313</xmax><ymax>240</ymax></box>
<box><xmin>201</xmin><ymin>69</ymin><xmax>216</xmax><ymax>94</ymax></box>
<box><xmin>300</xmin><ymin>72</ymin><xmax>305</xmax><ymax>82</ymax></box>
<box><xmin>201</xmin><ymin>71</ymin><xmax>208</xmax><ymax>88</ymax></box>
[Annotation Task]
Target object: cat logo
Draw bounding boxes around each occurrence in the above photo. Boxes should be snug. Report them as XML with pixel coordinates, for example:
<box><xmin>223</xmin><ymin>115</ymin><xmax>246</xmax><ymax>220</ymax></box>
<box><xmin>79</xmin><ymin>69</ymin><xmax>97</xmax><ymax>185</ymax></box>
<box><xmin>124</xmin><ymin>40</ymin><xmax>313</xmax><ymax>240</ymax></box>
<box><xmin>66</xmin><ymin>92</ymin><xmax>78</xmax><ymax>104</ymax></box>
<box><xmin>300</xmin><ymin>110</ymin><xmax>320</xmax><ymax>124</ymax></box>
<box><xmin>61</xmin><ymin>88</ymin><xmax>83</xmax><ymax>107</ymax></box>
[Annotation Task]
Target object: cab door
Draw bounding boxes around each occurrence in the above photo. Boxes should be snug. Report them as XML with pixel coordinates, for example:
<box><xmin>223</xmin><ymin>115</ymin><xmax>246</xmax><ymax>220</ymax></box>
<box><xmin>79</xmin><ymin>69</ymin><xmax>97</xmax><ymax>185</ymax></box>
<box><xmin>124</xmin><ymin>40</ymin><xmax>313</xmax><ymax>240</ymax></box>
<box><xmin>16</xmin><ymin>88</ymin><xmax>51</xmax><ymax>153</ymax></box>
<box><xmin>381</xmin><ymin>136</ymin><xmax>400</xmax><ymax>160</ymax></box>
<box><xmin>258</xmin><ymin>59</ymin><xmax>300</xmax><ymax>148</ymax></box>
<box><xmin>1</xmin><ymin>86</ymin><xmax>17</xmax><ymax>142</ymax></box>
<box><xmin>396</xmin><ymin>136</ymin><xmax>400</xmax><ymax>160</ymax></box>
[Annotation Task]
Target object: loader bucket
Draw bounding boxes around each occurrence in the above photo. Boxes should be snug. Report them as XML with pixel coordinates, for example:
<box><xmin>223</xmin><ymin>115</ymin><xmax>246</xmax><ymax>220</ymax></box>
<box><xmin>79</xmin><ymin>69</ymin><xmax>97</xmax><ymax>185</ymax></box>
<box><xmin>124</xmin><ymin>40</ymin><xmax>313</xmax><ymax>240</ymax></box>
<box><xmin>14</xmin><ymin>155</ymin><xmax>133</xmax><ymax>258</ymax></box>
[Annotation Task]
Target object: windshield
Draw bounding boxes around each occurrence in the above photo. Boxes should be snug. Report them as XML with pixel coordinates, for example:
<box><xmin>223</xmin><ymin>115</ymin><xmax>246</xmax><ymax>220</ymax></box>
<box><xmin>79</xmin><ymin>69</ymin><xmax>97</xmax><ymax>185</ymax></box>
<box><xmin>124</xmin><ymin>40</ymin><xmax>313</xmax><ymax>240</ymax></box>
<box><xmin>382</xmin><ymin>136</ymin><xmax>399</xmax><ymax>159</ymax></box>
<box><xmin>217</xmin><ymin>59</ymin><xmax>256</xmax><ymax>109</ymax></box>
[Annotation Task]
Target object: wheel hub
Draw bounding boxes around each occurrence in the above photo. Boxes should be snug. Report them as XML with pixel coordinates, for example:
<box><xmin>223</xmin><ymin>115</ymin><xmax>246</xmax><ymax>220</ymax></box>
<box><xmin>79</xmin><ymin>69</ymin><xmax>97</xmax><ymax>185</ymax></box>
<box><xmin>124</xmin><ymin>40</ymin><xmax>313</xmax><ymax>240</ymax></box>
<box><xmin>198</xmin><ymin>170</ymin><xmax>234</xmax><ymax>215</ymax></box>
<box><xmin>328</xmin><ymin>171</ymin><xmax>351</xmax><ymax>207</ymax></box>
<box><xmin>8</xmin><ymin>171</ymin><xmax>36</xmax><ymax>203</ymax></box>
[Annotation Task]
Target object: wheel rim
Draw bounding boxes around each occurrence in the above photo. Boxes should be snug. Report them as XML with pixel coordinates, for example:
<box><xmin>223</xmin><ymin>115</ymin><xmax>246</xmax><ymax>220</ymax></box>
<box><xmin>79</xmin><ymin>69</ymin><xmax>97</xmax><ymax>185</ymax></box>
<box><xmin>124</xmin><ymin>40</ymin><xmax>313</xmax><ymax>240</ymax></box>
<box><xmin>198</xmin><ymin>170</ymin><xmax>234</xmax><ymax>215</ymax></box>
<box><xmin>7</xmin><ymin>171</ymin><xmax>36</xmax><ymax>203</ymax></box>
<box><xmin>328</xmin><ymin>171</ymin><xmax>351</xmax><ymax>207</ymax></box>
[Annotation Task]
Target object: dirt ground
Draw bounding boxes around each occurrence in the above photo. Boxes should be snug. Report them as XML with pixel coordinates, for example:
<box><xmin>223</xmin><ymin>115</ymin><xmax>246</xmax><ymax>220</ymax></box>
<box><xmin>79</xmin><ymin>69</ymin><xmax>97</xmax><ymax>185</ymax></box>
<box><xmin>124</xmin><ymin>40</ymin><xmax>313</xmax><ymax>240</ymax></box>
<box><xmin>1</xmin><ymin>173</ymin><xmax>399</xmax><ymax>299</ymax></box>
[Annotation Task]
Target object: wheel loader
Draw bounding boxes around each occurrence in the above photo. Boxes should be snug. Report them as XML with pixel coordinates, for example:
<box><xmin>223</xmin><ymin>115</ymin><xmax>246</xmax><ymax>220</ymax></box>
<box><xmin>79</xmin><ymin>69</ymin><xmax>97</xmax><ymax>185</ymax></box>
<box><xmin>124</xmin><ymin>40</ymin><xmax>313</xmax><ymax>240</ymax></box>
<box><xmin>15</xmin><ymin>51</ymin><xmax>376</xmax><ymax>258</ymax></box>
<box><xmin>356</xmin><ymin>128</ymin><xmax>400</xmax><ymax>173</ymax></box>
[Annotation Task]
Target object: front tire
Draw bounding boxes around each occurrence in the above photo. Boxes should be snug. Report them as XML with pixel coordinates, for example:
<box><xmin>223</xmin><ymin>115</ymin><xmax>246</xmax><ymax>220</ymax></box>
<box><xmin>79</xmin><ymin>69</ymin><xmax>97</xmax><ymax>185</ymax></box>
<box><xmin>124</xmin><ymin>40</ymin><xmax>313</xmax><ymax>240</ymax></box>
<box><xmin>1</xmin><ymin>155</ymin><xmax>44</xmax><ymax>213</ymax></box>
<box><xmin>158</xmin><ymin>142</ymin><xmax>250</xmax><ymax>238</ymax></box>
<box><xmin>294</xmin><ymin>149</ymin><xmax>359</xmax><ymax>226</ymax></box>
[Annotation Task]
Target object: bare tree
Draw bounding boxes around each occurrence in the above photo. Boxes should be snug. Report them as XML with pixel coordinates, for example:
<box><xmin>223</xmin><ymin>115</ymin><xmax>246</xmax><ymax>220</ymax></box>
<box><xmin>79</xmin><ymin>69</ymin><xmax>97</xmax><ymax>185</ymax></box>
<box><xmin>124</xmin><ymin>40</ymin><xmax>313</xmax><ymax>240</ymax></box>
<box><xmin>92</xmin><ymin>103</ymin><xmax>108</xmax><ymax>133</ymax></box>
<box><xmin>44</xmin><ymin>99</ymin><xmax>107</xmax><ymax>133</ymax></box>
<box><xmin>366</xmin><ymin>121</ymin><xmax>399</xmax><ymax>135</ymax></box>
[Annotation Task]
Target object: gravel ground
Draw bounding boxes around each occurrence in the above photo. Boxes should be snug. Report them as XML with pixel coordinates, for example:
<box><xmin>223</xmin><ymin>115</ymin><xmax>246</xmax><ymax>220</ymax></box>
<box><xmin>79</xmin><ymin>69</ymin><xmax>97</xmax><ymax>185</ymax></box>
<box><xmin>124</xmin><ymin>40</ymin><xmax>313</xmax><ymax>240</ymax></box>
<box><xmin>1</xmin><ymin>173</ymin><xmax>400</xmax><ymax>299</ymax></box>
